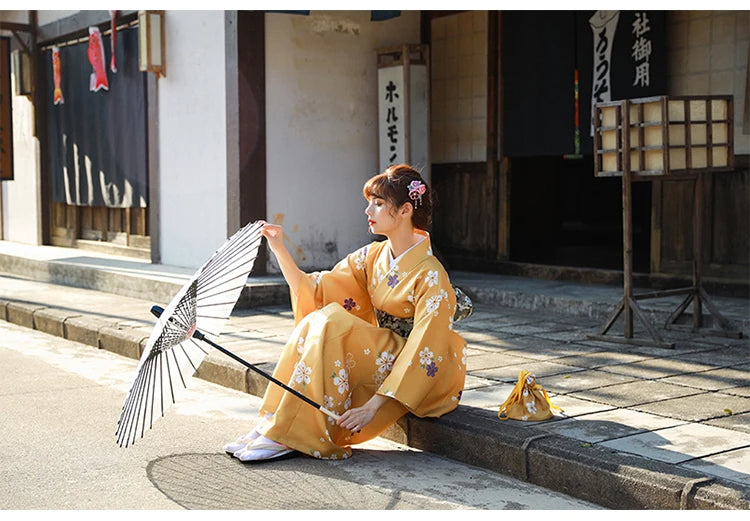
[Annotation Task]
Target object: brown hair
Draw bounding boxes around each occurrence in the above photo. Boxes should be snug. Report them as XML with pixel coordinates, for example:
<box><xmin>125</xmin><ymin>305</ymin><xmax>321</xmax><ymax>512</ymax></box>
<box><xmin>363</xmin><ymin>164</ymin><xmax>432</xmax><ymax>231</ymax></box>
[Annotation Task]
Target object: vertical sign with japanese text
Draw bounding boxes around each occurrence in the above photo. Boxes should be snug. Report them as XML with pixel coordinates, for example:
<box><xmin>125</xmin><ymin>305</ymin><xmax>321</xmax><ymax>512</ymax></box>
<box><xmin>502</xmin><ymin>11</ymin><xmax>665</xmax><ymax>157</ymax></box>
<box><xmin>0</xmin><ymin>37</ymin><xmax>14</xmax><ymax>180</ymax></box>
<box><xmin>589</xmin><ymin>11</ymin><xmax>620</xmax><ymax>136</ymax></box>
<box><xmin>631</xmin><ymin>12</ymin><xmax>652</xmax><ymax>89</ymax></box>
<box><xmin>378</xmin><ymin>65</ymin><xmax>406</xmax><ymax>171</ymax></box>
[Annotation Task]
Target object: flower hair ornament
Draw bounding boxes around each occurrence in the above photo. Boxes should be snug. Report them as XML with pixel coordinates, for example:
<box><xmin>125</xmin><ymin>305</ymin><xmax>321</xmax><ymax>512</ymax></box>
<box><xmin>408</xmin><ymin>180</ymin><xmax>427</xmax><ymax>208</ymax></box>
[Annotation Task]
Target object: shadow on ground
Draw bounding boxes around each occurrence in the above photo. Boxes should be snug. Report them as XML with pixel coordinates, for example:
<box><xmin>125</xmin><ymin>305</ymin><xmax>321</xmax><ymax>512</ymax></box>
<box><xmin>147</xmin><ymin>451</ymin><xmax>453</xmax><ymax>510</ymax></box>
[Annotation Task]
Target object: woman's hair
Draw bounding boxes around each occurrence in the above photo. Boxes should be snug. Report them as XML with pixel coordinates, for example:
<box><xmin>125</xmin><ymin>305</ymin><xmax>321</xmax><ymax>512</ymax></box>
<box><xmin>363</xmin><ymin>164</ymin><xmax>432</xmax><ymax>230</ymax></box>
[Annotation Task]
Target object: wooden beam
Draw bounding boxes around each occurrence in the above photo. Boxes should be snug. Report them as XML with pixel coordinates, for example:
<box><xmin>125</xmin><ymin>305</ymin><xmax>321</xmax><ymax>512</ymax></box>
<box><xmin>36</xmin><ymin>10</ymin><xmax>137</xmax><ymax>44</ymax></box>
<box><xmin>29</xmin><ymin>10</ymin><xmax>52</xmax><ymax>245</ymax></box>
<box><xmin>237</xmin><ymin>10</ymin><xmax>267</xmax><ymax>274</ymax></box>
<box><xmin>11</xmin><ymin>30</ymin><xmax>31</xmax><ymax>56</ymax></box>
<box><xmin>487</xmin><ymin>10</ymin><xmax>499</xmax><ymax>258</ymax></box>
<box><xmin>496</xmin><ymin>11</ymin><xmax>510</xmax><ymax>260</ymax></box>
<box><xmin>0</xmin><ymin>22</ymin><xmax>33</xmax><ymax>32</ymax></box>
<box><xmin>622</xmin><ymin>101</ymin><xmax>634</xmax><ymax>338</ymax></box>
<box><xmin>147</xmin><ymin>73</ymin><xmax>160</xmax><ymax>264</ymax></box>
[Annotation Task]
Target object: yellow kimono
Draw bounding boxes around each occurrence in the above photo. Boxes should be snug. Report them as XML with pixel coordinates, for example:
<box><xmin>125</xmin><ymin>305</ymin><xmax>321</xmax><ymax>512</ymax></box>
<box><xmin>257</xmin><ymin>231</ymin><xmax>467</xmax><ymax>459</ymax></box>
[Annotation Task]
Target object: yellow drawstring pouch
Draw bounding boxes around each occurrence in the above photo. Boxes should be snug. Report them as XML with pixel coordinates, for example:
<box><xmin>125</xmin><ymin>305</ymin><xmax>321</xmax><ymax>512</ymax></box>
<box><xmin>498</xmin><ymin>370</ymin><xmax>562</xmax><ymax>421</ymax></box>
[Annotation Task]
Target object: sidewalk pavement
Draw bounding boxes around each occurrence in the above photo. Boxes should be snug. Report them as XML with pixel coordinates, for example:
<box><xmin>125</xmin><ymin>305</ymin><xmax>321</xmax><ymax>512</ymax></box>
<box><xmin>1</xmin><ymin>240</ymin><xmax>748</xmax><ymax>510</ymax></box>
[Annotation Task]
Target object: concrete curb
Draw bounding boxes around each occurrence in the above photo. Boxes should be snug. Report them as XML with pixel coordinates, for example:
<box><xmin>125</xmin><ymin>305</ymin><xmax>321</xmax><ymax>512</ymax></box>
<box><xmin>0</xmin><ymin>252</ymin><xmax>183</xmax><ymax>305</ymax></box>
<box><xmin>1</xmin><ymin>298</ymin><xmax>748</xmax><ymax>510</ymax></box>
<box><xmin>0</xmin><ymin>252</ymin><xmax>291</xmax><ymax>310</ymax></box>
<box><xmin>2</xmin><ymin>247</ymin><xmax>746</xmax><ymax>330</ymax></box>
<box><xmin>399</xmin><ymin>407</ymin><xmax>749</xmax><ymax>510</ymax></box>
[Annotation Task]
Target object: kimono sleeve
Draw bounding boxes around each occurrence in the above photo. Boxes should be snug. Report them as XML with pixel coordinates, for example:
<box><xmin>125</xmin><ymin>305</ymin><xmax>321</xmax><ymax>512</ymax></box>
<box><xmin>376</xmin><ymin>263</ymin><xmax>467</xmax><ymax>417</ymax></box>
<box><xmin>291</xmin><ymin>243</ymin><xmax>376</xmax><ymax>325</ymax></box>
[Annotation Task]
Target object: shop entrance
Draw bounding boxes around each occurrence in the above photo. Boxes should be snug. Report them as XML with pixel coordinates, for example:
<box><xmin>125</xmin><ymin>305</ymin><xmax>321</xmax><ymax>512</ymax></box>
<box><xmin>40</xmin><ymin>17</ymin><xmax>150</xmax><ymax>259</ymax></box>
<box><xmin>508</xmin><ymin>155</ymin><xmax>652</xmax><ymax>272</ymax></box>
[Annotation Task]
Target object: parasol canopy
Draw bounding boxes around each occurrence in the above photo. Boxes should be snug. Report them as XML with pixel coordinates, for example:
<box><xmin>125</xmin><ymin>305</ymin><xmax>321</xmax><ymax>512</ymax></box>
<box><xmin>116</xmin><ymin>221</ymin><xmax>264</xmax><ymax>447</ymax></box>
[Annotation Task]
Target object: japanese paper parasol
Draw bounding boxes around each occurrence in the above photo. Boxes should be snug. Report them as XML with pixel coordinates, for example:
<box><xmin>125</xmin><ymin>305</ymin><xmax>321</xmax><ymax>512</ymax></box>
<box><xmin>116</xmin><ymin>220</ymin><xmax>339</xmax><ymax>448</ymax></box>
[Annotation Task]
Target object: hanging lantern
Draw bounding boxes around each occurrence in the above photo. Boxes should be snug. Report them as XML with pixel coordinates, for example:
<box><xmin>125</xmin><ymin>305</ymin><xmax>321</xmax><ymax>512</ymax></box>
<box><xmin>138</xmin><ymin>10</ymin><xmax>165</xmax><ymax>77</ymax></box>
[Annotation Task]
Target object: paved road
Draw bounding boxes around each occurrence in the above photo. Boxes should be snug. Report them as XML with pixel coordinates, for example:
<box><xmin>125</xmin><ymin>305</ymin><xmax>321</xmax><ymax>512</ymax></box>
<box><xmin>0</xmin><ymin>320</ymin><xmax>600</xmax><ymax>510</ymax></box>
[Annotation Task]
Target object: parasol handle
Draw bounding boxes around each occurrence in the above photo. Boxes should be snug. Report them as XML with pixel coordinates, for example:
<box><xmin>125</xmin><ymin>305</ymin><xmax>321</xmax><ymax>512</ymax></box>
<box><xmin>149</xmin><ymin>305</ymin><xmax>342</xmax><ymax>422</ymax></box>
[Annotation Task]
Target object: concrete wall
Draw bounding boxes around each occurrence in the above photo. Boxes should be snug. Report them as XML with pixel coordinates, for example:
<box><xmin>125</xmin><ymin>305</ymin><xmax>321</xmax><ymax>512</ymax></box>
<box><xmin>667</xmin><ymin>10</ymin><xmax>750</xmax><ymax>154</ymax></box>
<box><xmin>157</xmin><ymin>11</ymin><xmax>230</xmax><ymax>269</ymax></box>
<box><xmin>264</xmin><ymin>11</ymin><xmax>421</xmax><ymax>272</ymax></box>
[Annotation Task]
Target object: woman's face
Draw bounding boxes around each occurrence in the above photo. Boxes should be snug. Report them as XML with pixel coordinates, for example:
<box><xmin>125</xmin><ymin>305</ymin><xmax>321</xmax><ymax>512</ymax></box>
<box><xmin>365</xmin><ymin>196</ymin><xmax>407</xmax><ymax>236</ymax></box>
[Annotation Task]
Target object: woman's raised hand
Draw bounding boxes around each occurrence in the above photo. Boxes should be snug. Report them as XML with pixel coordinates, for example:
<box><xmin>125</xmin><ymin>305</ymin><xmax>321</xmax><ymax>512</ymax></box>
<box><xmin>259</xmin><ymin>220</ymin><xmax>303</xmax><ymax>297</ymax></box>
<box><xmin>260</xmin><ymin>221</ymin><xmax>285</xmax><ymax>255</ymax></box>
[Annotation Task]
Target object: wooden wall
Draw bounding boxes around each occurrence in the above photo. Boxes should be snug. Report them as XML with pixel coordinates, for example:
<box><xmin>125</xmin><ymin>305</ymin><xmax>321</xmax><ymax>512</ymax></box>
<box><xmin>431</xmin><ymin>162</ymin><xmax>497</xmax><ymax>260</ymax></box>
<box><xmin>653</xmin><ymin>157</ymin><xmax>750</xmax><ymax>281</ymax></box>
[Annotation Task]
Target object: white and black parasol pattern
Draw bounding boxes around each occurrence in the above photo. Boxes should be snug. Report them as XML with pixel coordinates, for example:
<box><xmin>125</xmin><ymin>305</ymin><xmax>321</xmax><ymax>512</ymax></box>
<box><xmin>116</xmin><ymin>221</ymin><xmax>264</xmax><ymax>447</ymax></box>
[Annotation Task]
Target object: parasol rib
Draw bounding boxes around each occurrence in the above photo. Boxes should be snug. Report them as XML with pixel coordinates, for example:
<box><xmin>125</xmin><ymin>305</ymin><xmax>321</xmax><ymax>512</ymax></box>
<box><xmin>169</xmin><ymin>347</ymin><xmax>187</xmax><ymax>390</ymax></box>
<box><xmin>119</xmin><ymin>358</ymin><xmax>150</xmax><ymax>446</ymax></box>
<box><xmin>140</xmin><ymin>357</ymin><xmax>158</xmax><ymax>441</ymax></box>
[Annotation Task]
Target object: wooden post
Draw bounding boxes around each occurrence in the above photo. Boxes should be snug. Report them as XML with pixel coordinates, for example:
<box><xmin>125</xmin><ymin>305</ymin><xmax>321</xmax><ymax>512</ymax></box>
<box><xmin>621</xmin><ymin>101</ymin><xmax>633</xmax><ymax>338</ymax></box>
<box><xmin>147</xmin><ymin>72</ymin><xmax>160</xmax><ymax>263</ymax></box>
<box><xmin>496</xmin><ymin>12</ymin><xmax>509</xmax><ymax>260</ymax></box>
<box><xmin>487</xmin><ymin>12</ymin><xmax>499</xmax><ymax>260</ymax></box>
<box><xmin>125</xmin><ymin>207</ymin><xmax>132</xmax><ymax>246</ymax></box>
<box><xmin>402</xmin><ymin>44</ymin><xmax>411</xmax><ymax>164</ymax></box>
<box><xmin>590</xmin><ymin>95</ymin><xmax>739</xmax><ymax>349</ymax></box>
<box><xmin>0</xmin><ymin>171</ymin><xmax>3</xmax><ymax>239</ymax></box>
<box><xmin>693</xmin><ymin>171</ymin><xmax>704</xmax><ymax>330</ymax></box>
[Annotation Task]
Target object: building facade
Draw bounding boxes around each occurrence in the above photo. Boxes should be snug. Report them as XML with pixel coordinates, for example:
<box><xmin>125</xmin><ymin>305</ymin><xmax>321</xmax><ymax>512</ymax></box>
<box><xmin>1</xmin><ymin>10</ymin><xmax>748</xmax><ymax>287</ymax></box>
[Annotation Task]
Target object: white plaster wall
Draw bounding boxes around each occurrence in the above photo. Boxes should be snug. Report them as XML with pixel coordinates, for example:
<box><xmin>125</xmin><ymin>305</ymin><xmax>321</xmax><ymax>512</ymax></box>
<box><xmin>158</xmin><ymin>11</ymin><xmax>229</xmax><ymax>269</ymax></box>
<box><xmin>3</xmin><ymin>88</ymin><xmax>41</xmax><ymax>244</ymax></box>
<box><xmin>265</xmin><ymin>11</ymin><xmax>421</xmax><ymax>272</ymax></box>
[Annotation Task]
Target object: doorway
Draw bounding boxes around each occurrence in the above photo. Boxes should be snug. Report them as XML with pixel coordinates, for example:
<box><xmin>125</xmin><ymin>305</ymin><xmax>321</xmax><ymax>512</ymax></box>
<box><xmin>509</xmin><ymin>155</ymin><xmax>652</xmax><ymax>272</ymax></box>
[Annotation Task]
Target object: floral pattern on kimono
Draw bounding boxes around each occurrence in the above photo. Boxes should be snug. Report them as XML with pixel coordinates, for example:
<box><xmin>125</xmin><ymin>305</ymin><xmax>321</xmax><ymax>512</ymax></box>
<box><xmin>257</xmin><ymin>231</ymin><xmax>467</xmax><ymax>460</ymax></box>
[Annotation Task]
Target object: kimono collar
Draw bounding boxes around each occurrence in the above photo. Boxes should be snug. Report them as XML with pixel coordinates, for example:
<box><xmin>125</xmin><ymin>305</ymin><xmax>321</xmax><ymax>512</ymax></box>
<box><xmin>388</xmin><ymin>232</ymin><xmax>428</xmax><ymax>268</ymax></box>
<box><xmin>383</xmin><ymin>230</ymin><xmax>432</xmax><ymax>273</ymax></box>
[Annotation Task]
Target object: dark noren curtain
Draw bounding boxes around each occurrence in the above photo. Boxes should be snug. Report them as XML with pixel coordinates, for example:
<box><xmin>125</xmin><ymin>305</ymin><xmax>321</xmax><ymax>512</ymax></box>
<box><xmin>44</xmin><ymin>26</ymin><xmax>148</xmax><ymax>207</ymax></box>
<box><xmin>502</xmin><ymin>11</ymin><xmax>666</xmax><ymax>158</ymax></box>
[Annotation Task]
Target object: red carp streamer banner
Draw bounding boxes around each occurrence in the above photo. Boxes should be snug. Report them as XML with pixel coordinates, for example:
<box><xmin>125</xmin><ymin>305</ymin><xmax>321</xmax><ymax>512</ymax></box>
<box><xmin>87</xmin><ymin>26</ymin><xmax>109</xmax><ymax>91</ymax></box>
<box><xmin>52</xmin><ymin>46</ymin><xmax>64</xmax><ymax>105</ymax></box>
